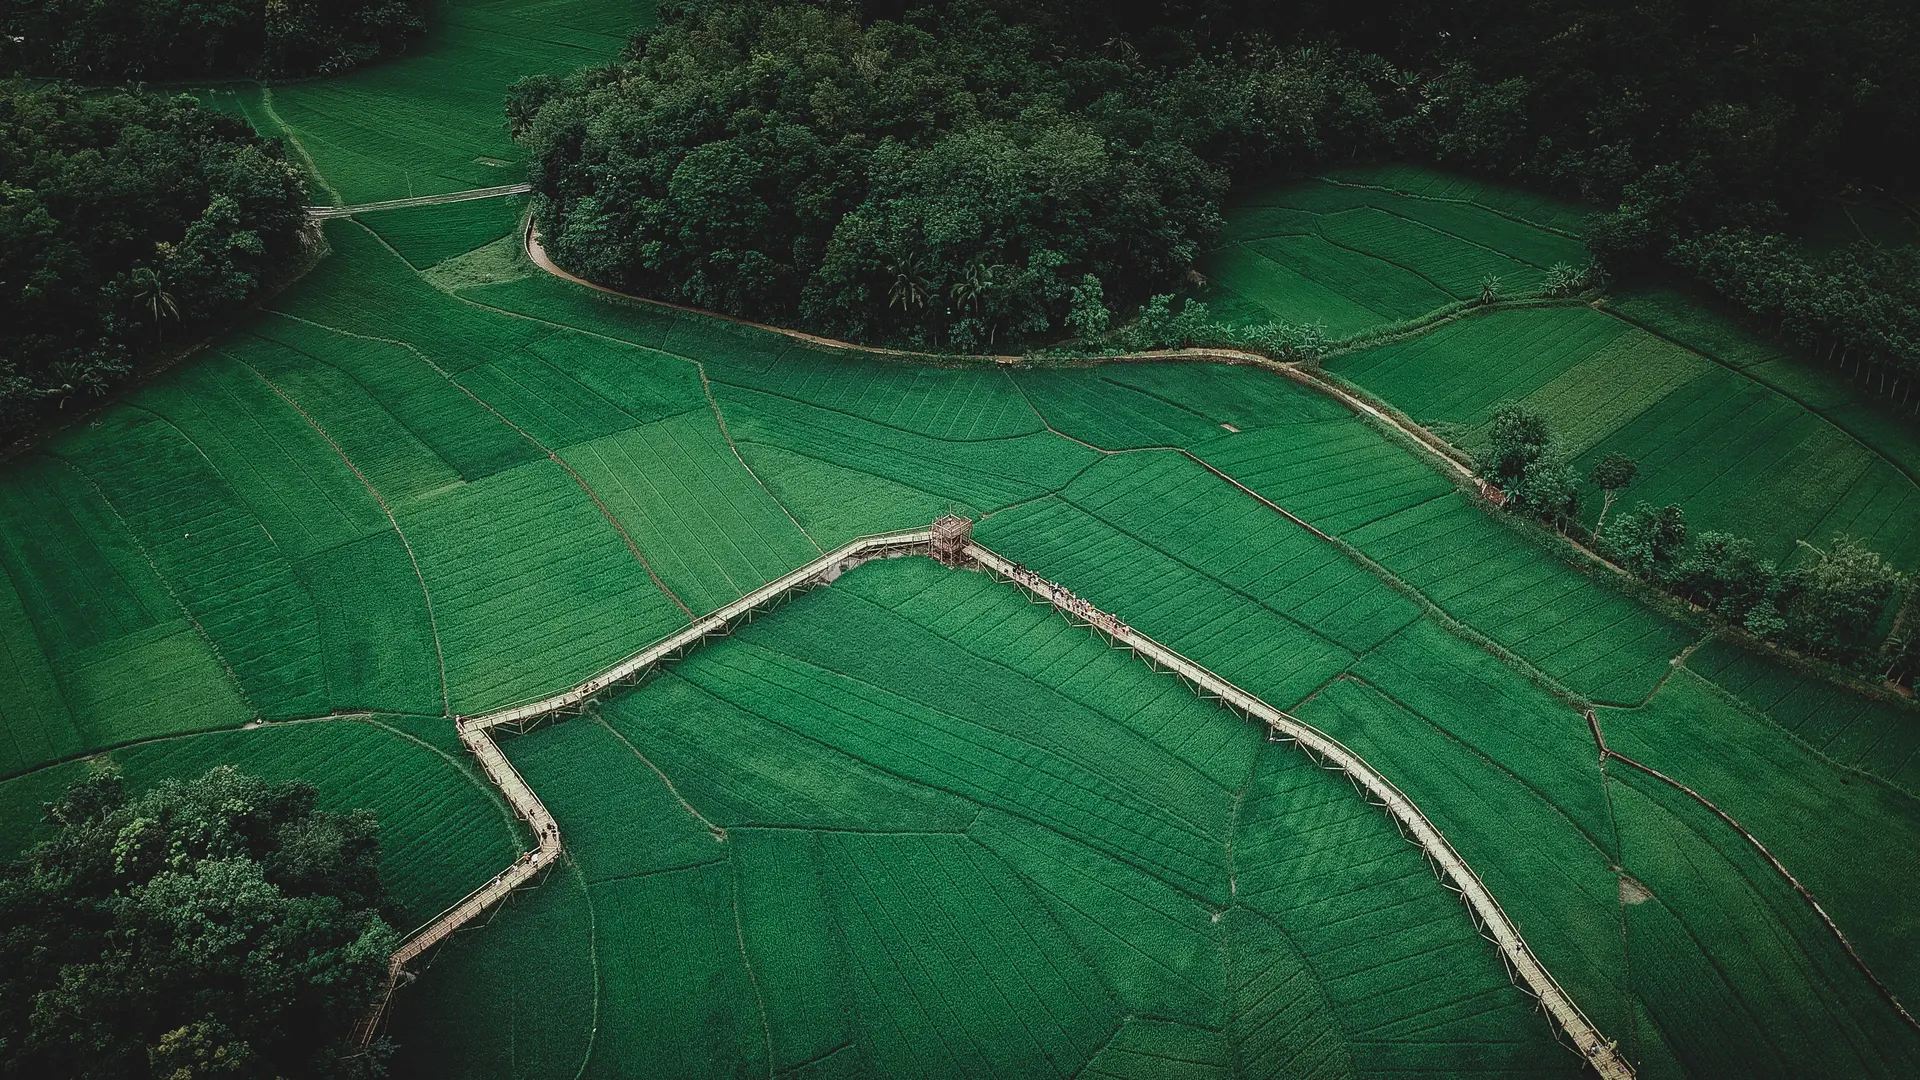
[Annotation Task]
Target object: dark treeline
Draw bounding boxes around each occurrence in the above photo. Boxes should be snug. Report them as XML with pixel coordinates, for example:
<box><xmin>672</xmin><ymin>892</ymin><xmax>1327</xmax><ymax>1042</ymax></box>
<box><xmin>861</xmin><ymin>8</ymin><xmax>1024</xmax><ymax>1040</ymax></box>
<box><xmin>0</xmin><ymin>0</ymin><xmax>425</xmax><ymax>80</ymax></box>
<box><xmin>0</xmin><ymin>767</ymin><xmax>397</xmax><ymax>1078</ymax></box>
<box><xmin>0</xmin><ymin>82</ymin><xmax>310</xmax><ymax>437</ymax></box>
<box><xmin>1148</xmin><ymin>0</ymin><xmax>1920</xmax><ymax>405</ymax></box>
<box><xmin>518</xmin><ymin>0</ymin><xmax>1918</xmax><ymax>375</ymax></box>
<box><xmin>514</xmin><ymin>0</ymin><xmax>1487</xmax><ymax>350</ymax></box>
<box><xmin>1480</xmin><ymin>403</ymin><xmax>1913</xmax><ymax>681</ymax></box>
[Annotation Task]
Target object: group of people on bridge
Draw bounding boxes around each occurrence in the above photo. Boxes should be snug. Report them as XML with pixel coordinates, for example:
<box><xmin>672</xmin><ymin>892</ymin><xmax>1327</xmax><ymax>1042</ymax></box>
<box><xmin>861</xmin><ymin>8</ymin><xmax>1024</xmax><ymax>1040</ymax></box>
<box><xmin>1003</xmin><ymin>561</ymin><xmax>1134</xmax><ymax>641</ymax></box>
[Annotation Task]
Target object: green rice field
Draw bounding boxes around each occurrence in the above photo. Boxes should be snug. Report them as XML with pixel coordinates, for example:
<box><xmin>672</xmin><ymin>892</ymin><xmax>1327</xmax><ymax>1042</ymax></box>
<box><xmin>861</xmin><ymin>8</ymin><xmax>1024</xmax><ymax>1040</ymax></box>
<box><xmin>1205</xmin><ymin>164</ymin><xmax>1920</xmax><ymax>568</ymax></box>
<box><xmin>2</xmin><ymin>1</ymin><xmax>1918</xmax><ymax>1076</ymax></box>
<box><xmin>391</xmin><ymin>559</ymin><xmax>1578</xmax><ymax>1078</ymax></box>
<box><xmin>196</xmin><ymin>0</ymin><xmax>641</xmax><ymax>206</ymax></box>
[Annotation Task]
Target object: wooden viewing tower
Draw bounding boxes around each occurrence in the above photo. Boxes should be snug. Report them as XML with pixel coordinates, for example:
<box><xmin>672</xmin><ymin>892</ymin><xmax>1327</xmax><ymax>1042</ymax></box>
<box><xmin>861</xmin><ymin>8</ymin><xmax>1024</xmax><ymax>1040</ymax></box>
<box><xmin>930</xmin><ymin>514</ymin><xmax>974</xmax><ymax>567</ymax></box>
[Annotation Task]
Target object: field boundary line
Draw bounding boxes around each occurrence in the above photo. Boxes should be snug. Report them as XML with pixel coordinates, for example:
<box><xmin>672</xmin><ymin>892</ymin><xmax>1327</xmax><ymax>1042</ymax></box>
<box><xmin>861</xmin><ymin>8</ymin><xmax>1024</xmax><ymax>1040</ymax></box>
<box><xmin>1591</xmin><ymin>710</ymin><xmax>1920</xmax><ymax>1035</ymax></box>
<box><xmin>1597</xmin><ymin>303</ymin><xmax>1920</xmax><ymax>494</ymax></box>
<box><xmin>1307</xmin><ymin>174</ymin><xmax>1586</xmax><ymax>241</ymax></box>
<box><xmin>262</xmin><ymin>87</ymin><xmax>342</xmax><ymax>208</ymax></box>
<box><xmin>353</xmin><ymin>527</ymin><xmax>932</xmax><ymax>1043</ymax></box>
<box><xmin>232</xmin><ymin>356</ymin><xmax>452</xmax><ymax>715</ymax></box>
<box><xmin>42</xmin><ymin>454</ymin><xmax>261</xmax><ymax>720</ymax></box>
<box><xmin>265</xmin><ymin>297</ymin><xmax>697</xmax><ymax>620</ymax></box>
<box><xmin>362</xmin><ymin>520</ymin><xmax>1631</xmax><ymax>1077</ymax></box>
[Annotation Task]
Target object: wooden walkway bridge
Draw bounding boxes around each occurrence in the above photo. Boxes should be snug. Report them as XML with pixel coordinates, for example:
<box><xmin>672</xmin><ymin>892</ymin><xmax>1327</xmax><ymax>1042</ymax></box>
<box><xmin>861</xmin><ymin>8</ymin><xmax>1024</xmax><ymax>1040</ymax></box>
<box><xmin>355</xmin><ymin>529</ymin><xmax>935</xmax><ymax>1040</ymax></box>
<box><xmin>362</xmin><ymin>522</ymin><xmax>1630</xmax><ymax>1078</ymax></box>
<box><xmin>965</xmin><ymin>540</ymin><xmax>1633</xmax><ymax>1080</ymax></box>
<box><xmin>306</xmin><ymin>182</ymin><xmax>532</xmax><ymax>219</ymax></box>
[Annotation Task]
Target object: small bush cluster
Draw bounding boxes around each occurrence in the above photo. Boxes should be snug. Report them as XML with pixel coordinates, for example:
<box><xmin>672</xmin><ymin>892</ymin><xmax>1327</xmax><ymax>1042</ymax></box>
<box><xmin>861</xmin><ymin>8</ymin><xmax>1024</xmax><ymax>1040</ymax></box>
<box><xmin>1109</xmin><ymin>294</ymin><xmax>1328</xmax><ymax>361</ymax></box>
<box><xmin>1478</xmin><ymin>404</ymin><xmax>1910</xmax><ymax>670</ymax></box>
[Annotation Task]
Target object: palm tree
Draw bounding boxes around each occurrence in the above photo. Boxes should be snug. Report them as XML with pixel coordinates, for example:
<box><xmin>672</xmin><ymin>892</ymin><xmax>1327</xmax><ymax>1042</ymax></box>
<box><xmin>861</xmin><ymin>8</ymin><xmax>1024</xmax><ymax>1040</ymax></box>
<box><xmin>950</xmin><ymin>259</ymin><xmax>998</xmax><ymax>316</ymax></box>
<box><xmin>131</xmin><ymin>264</ymin><xmax>179</xmax><ymax>338</ymax></box>
<box><xmin>1478</xmin><ymin>273</ymin><xmax>1503</xmax><ymax>306</ymax></box>
<box><xmin>950</xmin><ymin>259</ymin><xmax>1014</xmax><ymax>344</ymax></box>
<box><xmin>887</xmin><ymin>252</ymin><xmax>930</xmax><ymax>314</ymax></box>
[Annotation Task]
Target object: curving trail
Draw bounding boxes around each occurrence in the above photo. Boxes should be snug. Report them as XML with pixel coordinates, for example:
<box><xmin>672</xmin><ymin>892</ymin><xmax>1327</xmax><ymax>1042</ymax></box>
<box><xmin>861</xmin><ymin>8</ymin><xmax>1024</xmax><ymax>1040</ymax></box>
<box><xmin>364</xmin><ymin>521</ymin><xmax>1633</xmax><ymax>1077</ymax></box>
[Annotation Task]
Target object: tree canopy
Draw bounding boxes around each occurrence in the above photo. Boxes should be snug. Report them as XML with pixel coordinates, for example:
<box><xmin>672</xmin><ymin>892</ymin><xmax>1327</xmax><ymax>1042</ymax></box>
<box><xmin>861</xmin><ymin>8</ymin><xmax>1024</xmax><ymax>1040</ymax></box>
<box><xmin>0</xmin><ymin>766</ymin><xmax>396</xmax><ymax>1079</ymax></box>
<box><xmin>515</xmin><ymin>0</ymin><xmax>1407</xmax><ymax>350</ymax></box>
<box><xmin>0</xmin><ymin>82</ymin><xmax>309</xmax><ymax>437</ymax></box>
<box><xmin>0</xmin><ymin>0</ymin><xmax>425</xmax><ymax>80</ymax></box>
<box><xmin>516</xmin><ymin>0</ymin><xmax>1916</xmax><ymax>377</ymax></box>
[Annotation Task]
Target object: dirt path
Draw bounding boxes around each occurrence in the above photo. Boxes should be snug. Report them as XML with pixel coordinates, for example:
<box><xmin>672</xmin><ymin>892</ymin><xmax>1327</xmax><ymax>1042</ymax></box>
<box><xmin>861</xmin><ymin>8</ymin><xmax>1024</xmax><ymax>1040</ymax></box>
<box><xmin>307</xmin><ymin>183</ymin><xmax>532</xmax><ymax>220</ymax></box>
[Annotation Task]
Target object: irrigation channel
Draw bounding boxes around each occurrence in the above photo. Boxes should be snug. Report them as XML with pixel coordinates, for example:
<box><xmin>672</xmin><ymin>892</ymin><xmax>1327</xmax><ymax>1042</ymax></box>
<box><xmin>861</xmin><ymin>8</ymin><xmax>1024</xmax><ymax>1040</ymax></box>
<box><xmin>360</xmin><ymin>516</ymin><xmax>1634</xmax><ymax>1079</ymax></box>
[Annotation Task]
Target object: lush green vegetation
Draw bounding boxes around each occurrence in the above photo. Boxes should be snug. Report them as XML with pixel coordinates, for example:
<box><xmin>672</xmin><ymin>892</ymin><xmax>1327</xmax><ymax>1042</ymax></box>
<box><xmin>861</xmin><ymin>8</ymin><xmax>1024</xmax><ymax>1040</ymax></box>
<box><xmin>2</xmin><ymin>0</ymin><xmax>1917</xmax><ymax>1075</ymax></box>
<box><xmin>4</xmin><ymin>164</ymin><xmax>1915</xmax><ymax>1078</ymax></box>
<box><xmin>0</xmin><ymin>83</ymin><xmax>308</xmax><ymax>436</ymax></box>
<box><xmin>1471</xmin><ymin>401</ymin><xmax>1909</xmax><ymax>671</ymax></box>
<box><xmin>0</xmin><ymin>0</ymin><xmax>423</xmax><ymax>79</ymax></box>
<box><xmin>1225</xmin><ymin>167</ymin><xmax>1920</xmax><ymax>587</ymax></box>
<box><xmin>394</xmin><ymin>557</ymin><xmax>1575</xmax><ymax>1077</ymax></box>
<box><xmin>517</xmin><ymin>0</ymin><xmax>1239</xmax><ymax>350</ymax></box>
<box><xmin>1259</xmin><ymin>0</ymin><xmax>1920</xmax><ymax>400</ymax></box>
<box><xmin>0</xmin><ymin>767</ymin><xmax>396</xmax><ymax>1078</ymax></box>
<box><xmin>515</xmin><ymin>0</ymin><xmax>1919</xmax><ymax>378</ymax></box>
<box><xmin>193</xmin><ymin>0</ymin><xmax>639</xmax><ymax>207</ymax></box>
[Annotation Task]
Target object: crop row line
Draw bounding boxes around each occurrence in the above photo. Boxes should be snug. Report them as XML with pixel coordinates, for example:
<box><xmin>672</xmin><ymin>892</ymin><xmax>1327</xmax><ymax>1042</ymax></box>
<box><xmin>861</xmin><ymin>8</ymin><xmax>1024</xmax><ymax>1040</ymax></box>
<box><xmin>1587</xmin><ymin>709</ymin><xmax>1920</xmax><ymax>1036</ymax></box>
<box><xmin>352</xmin><ymin>520</ymin><xmax>1632</xmax><ymax>1078</ymax></box>
<box><xmin>964</xmin><ymin>541</ymin><xmax>1631</xmax><ymax>1079</ymax></box>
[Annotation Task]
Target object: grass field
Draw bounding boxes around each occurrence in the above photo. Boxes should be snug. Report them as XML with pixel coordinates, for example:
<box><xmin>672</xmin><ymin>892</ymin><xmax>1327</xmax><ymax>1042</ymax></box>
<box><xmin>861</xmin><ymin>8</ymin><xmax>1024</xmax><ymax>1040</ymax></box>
<box><xmin>359</xmin><ymin>194</ymin><xmax>530</xmax><ymax>268</ymax></box>
<box><xmin>1201</xmin><ymin>164</ymin><xmax>1920</xmax><ymax>570</ymax></box>
<box><xmin>1199</xmin><ymin>164</ymin><xmax>1589</xmax><ymax>333</ymax></box>
<box><xmin>4</xmin><ymin>191</ymin><xmax>1915</xmax><ymax>1075</ymax></box>
<box><xmin>1330</xmin><ymin>303</ymin><xmax>1920</xmax><ymax>566</ymax></box>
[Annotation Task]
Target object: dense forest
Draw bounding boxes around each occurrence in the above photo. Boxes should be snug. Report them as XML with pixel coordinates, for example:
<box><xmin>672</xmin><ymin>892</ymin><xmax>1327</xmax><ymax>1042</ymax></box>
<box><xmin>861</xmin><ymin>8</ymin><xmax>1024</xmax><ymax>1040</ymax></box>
<box><xmin>519</xmin><ymin>0</ymin><xmax>1919</xmax><ymax>382</ymax></box>
<box><xmin>0</xmin><ymin>767</ymin><xmax>396</xmax><ymax>1078</ymax></box>
<box><xmin>0</xmin><ymin>83</ymin><xmax>309</xmax><ymax>437</ymax></box>
<box><xmin>0</xmin><ymin>0</ymin><xmax>425</xmax><ymax>80</ymax></box>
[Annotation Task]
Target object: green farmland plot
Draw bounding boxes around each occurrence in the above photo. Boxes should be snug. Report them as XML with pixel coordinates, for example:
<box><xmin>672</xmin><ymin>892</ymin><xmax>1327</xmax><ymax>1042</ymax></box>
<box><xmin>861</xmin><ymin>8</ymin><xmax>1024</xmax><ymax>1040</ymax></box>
<box><xmin>359</xmin><ymin>194</ymin><xmax>530</xmax><ymax>269</ymax></box>
<box><xmin>1685</xmin><ymin>637</ymin><xmax>1920</xmax><ymax>794</ymax></box>
<box><xmin>1201</xmin><ymin>165</ymin><xmax>1590</xmax><ymax>331</ymax></box>
<box><xmin>1215</xmin><ymin>165</ymin><xmax>1920</xmax><ymax>568</ymax></box>
<box><xmin>0</xmin><ymin>719</ymin><xmax>517</xmax><ymax>926</ymax></box>
<box><xmin>1609</xmin><ymin>763</ymin><xmax>1920</xmax><ymax>1078</ymax></box>
<box><xmin>7</xmin><ymin>33</ymin><xmax>1920</xmax><ymax>1075</ymax></box>
<box><xmin>1331</xmin><ymin>303</ymin><xmax>1920</xmax><ymax>566</ymax></box>
<box><xmin>198</xmin><ymin>0</ymin><xmax>644</xmax><ymax>205</ymax></box>
<box><xmin>390</xmin><ymin>557</ymin><xmax>1574</xmax><ymax>1078</ymax></box>
<box><xmin>1601</xmin><ymin>671</ymin><xmax>1920</xmax><ymax>1012</ymax></box>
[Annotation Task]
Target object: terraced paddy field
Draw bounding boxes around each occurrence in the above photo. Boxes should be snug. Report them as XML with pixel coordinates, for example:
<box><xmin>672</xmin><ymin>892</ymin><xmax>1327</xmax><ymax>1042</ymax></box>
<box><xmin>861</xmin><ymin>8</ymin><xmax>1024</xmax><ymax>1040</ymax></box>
<box><xmin>195</xmin><ymin>0</ymin><xmax>640</xmax><ymax>206</ymax></box>
<box><xmin>2</xmin><ymin>197</ymin><xmax>1918</xmax><ymax>1074</ymax></box>
<box><xmin>389</xmin><ymin>559</ymin><xmax>1578</xmax><ymax>1078</ymax></box>
<box><xmin>4</xmin><ymin>2</ymin><xmax>1920</xmax><ymax>1075</ymax></box>
<box><xmin>1204</xmin><ymin>164</ymin><xmax>1920</xmax><ymax>567</ymax></box>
